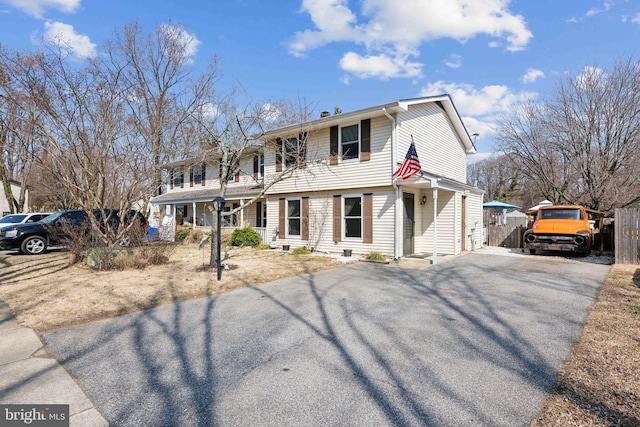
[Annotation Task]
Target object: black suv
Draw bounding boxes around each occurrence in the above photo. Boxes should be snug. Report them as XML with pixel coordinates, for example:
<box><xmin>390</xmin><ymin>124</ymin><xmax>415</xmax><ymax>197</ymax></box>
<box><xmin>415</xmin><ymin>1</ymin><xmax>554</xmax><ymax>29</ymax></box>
<box><xmin>0</xmin><ymin>209</ymin><xmax>148</xmax><ymax>255</ymax></box>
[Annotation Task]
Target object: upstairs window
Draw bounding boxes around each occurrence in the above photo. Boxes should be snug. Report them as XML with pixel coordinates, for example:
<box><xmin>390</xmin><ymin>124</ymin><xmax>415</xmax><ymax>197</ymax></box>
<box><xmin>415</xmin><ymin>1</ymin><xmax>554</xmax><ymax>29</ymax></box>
<box><xmin>173</xmin><ymin>168</ymin><xmax>183</xmax><ymax>188</ymax></box>
<box><xmin>341</xmin><ymin>124</ymin><xmax>359</xmax><ymax>160</ymax></box>
<box><xmin>284</xmin><ymin>137</ymin><xmax>306</xmax><ymax>167</ymax></box>
<box><xmin>192</xmin><ymin>165</ymin><xmax>202</xmax><ymax>185</ymax></box>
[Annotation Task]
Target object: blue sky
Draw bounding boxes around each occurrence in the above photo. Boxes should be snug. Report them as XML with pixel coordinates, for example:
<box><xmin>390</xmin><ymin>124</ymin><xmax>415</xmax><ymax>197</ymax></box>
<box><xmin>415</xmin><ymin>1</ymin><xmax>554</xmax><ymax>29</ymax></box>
<box><xmin>1</xmin><ymin>0</ymin><xmax>639</xmax><ymax>157</ymax></box>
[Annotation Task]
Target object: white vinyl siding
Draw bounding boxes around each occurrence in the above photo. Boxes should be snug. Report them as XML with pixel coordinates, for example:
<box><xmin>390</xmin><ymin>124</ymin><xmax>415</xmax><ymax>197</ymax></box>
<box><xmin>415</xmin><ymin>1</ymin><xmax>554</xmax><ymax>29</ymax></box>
<box><xmin>466</xmin><ymin>192</ymin><xmax>484</xmax><ymax>250</ymax></box>
<box><xmin>164</xmin><ymin>154</ymin><xmax>258</xmax><ymax>194</ymax></box>
<box><xmin>396</xmin><ymin>103</ymin><xmax>467</xmax><ymax>183</ymax></box>
<box><xmin>266</xmin><ymin>189</ymin><xmax>395</xmax><ymax>256</ymax></box>
<box><xmin>267</xmin><ymin>116</ymin><xmax>393</xmax><ymax>194</ymax></box>
<box><xmin>415</xmin><ymin>189</ymin><xmax>457</xmax><ymax>255</ymax></box>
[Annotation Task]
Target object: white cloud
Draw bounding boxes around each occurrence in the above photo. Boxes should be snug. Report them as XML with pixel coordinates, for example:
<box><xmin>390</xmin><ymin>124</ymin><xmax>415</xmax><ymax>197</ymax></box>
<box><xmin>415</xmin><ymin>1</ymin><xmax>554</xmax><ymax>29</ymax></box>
<box><xmin>586</xmin><ymin>1</ymin><xmax>613</xmax><ymax>17</ymax></box>
<box><xmin>421</xmin><ymin>80</ymin><xmax>536</xmax><ymax>116</ymax></box>
<box><xmin>262</xmin><ymin>103</ymin><xmax>283</xmax><ymax>123</ymax></box>
<box><xmin>419</xmin><ymin>80</ymin><xmax>538</xmax><ymax>148</ymax></box>
<box><xmin>574</xmin><ymin>65</ymin><xmax>606</xmax><ymax>90</ymax></box>
<box><xmin>632</xmin><ymin>13</ymin><xmax>640</xmax><ymax>24</ymax></box>
<box><xmin>459</xmin><ymin>115</ymin><xmax>497</xmax><ymax>138</ymax></box>
<box><xmin>521</xmin><ymin>68</ymin><xmax>545</xmax><ymax>83</ymax></box>
<box><xmin>570</xmin><ymin>1</ymin><xmax>615</xmax><ymax>22</ymax></box>
<box><xmin>444</xmin><ymin>54</ymin><xmax>462</xmax><ymax>69</ymax></box>
<box><xmin>42</xmin><ymin>21</ymin><xmax>96</xmax><ymax>59</ymax></box>
<box><xmin>467</xmin><ymin>151</ymin><xmax>498</xmax><ymax>165</ymax></box>
<box><xmin>288</xmin><ymin>0</ymin><xmax>532</xmax><ymax>80</ymax></box>
<box><xmin>0</xmin><ymin>0</ymin><xmax>79</xmax><ymax>18</ymax></box>
<box><xmin>339</xmin><ymin>51</ymin><xmax>422</xmax><ymax>80</ymax></box>
<box><xmin>160</xmin><ymin>24</ymin><xmax>201</xmax><ymax>59</ymax></box>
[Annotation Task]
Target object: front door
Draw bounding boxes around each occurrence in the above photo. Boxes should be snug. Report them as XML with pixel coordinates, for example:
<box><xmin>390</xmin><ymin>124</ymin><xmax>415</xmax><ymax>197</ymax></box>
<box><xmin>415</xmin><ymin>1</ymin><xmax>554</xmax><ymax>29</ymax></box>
<box><xmin>403</xmin><ymin>193</ymin><xmax>415</xmax><ymax>256</ymax></box>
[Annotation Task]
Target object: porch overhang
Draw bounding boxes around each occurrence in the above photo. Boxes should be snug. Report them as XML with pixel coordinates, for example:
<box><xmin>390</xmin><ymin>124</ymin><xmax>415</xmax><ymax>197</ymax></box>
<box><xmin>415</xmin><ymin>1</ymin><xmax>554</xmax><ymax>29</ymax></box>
<box><xmin>150</xmin><ymin>186</ymin><xmax>264</xmax><ymax>205</ymax></box>
<box><xmin>394</xmin><ymin>172</ymin><xmax>484</xmax><ymax>194</ymax></box>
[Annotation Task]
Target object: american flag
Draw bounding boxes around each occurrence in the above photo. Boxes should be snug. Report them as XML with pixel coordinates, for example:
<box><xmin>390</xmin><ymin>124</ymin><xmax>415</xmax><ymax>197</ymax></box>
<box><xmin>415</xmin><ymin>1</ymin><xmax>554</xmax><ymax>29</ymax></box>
<box><xmin>392</xmin><ymin>142</ymin><xmax>422</xmax><ymax>179</ymax></box>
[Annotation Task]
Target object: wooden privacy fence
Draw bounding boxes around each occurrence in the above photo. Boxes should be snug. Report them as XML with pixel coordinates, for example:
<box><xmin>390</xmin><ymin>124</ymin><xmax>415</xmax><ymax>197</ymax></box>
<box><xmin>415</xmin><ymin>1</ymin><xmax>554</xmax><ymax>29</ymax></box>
<box><xmin>615</xmin><ymin>208</ymin><xmax>640</xmax><ymax>264</ymax></box>
<box><xmin>486</xmin><ymin>224</ymin><xmax>525</xmax><ymax>248</ymax></box>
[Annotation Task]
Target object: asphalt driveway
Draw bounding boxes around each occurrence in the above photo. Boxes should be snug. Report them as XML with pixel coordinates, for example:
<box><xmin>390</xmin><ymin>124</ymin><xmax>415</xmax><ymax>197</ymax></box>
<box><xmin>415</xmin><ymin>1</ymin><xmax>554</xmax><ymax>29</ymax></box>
<box><xmin>41</xmin><ymin>251</ymin><xmax>611</xmax><ymax>426</ymax></box>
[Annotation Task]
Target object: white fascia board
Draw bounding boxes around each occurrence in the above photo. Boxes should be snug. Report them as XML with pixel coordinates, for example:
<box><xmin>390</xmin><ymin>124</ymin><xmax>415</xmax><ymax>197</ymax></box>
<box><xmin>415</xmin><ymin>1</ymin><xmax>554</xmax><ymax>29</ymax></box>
<box><xmin>260</xmin><ymin>101</ymin><xmax>409</xmax><ymax>139</ymax></box>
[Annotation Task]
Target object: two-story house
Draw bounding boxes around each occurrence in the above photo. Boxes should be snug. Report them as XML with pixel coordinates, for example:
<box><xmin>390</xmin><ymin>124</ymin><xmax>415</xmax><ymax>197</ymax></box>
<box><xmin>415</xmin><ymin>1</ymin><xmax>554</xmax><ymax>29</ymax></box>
<box><xmin>150</xmin><ymin>95</ymin><xmax>484</xmax><ymax>262</ymax></box>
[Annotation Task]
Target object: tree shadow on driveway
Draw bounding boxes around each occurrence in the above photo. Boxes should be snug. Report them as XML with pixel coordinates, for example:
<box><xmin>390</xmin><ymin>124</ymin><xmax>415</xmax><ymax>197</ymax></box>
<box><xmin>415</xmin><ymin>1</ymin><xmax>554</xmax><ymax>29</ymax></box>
<box><xmin>38</xmin><ymin>252</ymin><xmax>611</xmax><ymax>426</ymax></box>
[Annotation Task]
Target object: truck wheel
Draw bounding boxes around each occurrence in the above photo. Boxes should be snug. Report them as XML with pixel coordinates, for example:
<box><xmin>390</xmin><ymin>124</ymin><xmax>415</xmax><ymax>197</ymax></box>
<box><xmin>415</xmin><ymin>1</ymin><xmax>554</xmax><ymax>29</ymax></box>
<box><xmin>20</xmin><ymin>236</ymin><xmax>48</xmax><ymax>255</ymax></box>
<box><xmin>529</xmin><ymin>249</ymin><xmax>536</xmax><ymax>255</ymax></box>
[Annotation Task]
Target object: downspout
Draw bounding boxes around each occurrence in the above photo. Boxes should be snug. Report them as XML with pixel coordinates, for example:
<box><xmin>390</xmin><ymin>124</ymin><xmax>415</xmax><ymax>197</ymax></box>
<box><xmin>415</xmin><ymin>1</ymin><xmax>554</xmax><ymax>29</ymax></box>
<box><xmin>383</xmin><ymin>107</ymin><xmax>400</xmax><ymax>260</ymax></box>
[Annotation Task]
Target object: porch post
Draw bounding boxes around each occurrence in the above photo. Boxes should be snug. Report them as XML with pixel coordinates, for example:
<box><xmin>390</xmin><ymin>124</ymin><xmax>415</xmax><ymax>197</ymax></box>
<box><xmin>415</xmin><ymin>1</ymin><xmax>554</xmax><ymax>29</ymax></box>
<box><xmin>240</xmin><ymin>199</ymin><xmax>244</xmax><ymax>227</ymax></box>
<box><xmin>192</xmin><ymin>202</ymin><xmax>197</xmax><ymax>229</ymax></box>
<box><xmin>431</xmin><ymin>181</ymin><xmax>438</xmax><ymax>265</ymax></box>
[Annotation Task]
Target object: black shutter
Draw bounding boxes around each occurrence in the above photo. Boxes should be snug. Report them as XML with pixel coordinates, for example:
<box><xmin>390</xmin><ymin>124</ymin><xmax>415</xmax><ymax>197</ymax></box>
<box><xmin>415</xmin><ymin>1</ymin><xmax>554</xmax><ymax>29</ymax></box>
<box><xmin>299</xmin><ymin>133</ymin><xmax>307</xmax><ymax>168</ymax></box>
<box><xmin>276</xmin><ymin>138</ymin><xmax>283</xmax><ymax>172</ymax></box>
<box><xmin>253</xmin><ymin>153</ymin><xmax>259</xmax><ymax>180</ymax></box>
<box><xmin>330</xmin><ymin>126</ymin><xmax>338</xmax><ymax>165</ymax></box>
<box><xmin>361</xmin><ymin>119</ymin><xmax>371</xmax><ymax>161</ymax></box>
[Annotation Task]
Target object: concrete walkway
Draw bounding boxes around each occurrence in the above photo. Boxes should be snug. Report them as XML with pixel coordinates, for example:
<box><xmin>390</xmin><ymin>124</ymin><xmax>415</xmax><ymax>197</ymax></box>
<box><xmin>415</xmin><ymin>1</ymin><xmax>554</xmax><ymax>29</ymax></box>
<box><xmin>0</xmin><ymin>302</ymin><xmax>108</xmax><ymax>427</ymax></box>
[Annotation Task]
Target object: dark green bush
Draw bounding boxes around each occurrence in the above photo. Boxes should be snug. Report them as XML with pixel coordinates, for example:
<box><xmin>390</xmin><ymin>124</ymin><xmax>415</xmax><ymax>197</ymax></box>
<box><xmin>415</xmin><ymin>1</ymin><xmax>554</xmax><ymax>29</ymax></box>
<box><xmin>230</xmin><ymin>227</ymin><xmax>262</xmax><ymax>247</ymax></box>
<box><xmin>176</xmin><ymin>228</ymin><xmax>192</xmax><ymax>243</ymax></box>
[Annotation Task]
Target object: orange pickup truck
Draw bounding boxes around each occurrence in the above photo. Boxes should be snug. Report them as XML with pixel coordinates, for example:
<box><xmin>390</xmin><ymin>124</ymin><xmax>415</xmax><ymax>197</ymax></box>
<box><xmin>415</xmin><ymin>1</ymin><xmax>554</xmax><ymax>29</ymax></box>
<box><xmin>524</xmin><ymin>205</ymin><xmax>601</xmax><ymax>256</ymax></box>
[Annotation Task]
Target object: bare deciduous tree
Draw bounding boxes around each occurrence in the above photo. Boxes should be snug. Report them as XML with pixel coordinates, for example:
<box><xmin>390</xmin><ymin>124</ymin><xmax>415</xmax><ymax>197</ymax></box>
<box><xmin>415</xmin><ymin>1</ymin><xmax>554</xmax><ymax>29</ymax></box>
<box><xmin>193</xmin><ymin>93</ymin><xmax>319</xmax><ymax>267</ymax></box>
<box><xmin>496</xmin><ymin>57</ymin><xmax>640</xmax><ymax>214</ymax></box>
<box><xmin>102</xmin><ymin>21</ymin><xmax>220</xmax><ymax>196</ymax></box>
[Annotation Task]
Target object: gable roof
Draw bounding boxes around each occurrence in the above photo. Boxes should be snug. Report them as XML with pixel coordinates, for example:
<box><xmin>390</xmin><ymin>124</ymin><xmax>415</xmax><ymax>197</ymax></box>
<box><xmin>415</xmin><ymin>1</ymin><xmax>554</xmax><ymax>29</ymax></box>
<box><xmin>262</xmin><ymin>95</ymin><xmax>476</xmax><ymax>154</ymax></box>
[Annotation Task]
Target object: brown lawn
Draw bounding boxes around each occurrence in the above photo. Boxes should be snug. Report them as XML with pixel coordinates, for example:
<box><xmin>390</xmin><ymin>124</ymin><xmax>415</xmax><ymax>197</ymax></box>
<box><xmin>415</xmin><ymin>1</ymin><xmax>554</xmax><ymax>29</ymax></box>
<box><xmin>530</xmin><ymin>264</ymin><xmax>640</xmax><ymax>426</ymax></box>
<box><xmin>0</xmin><ymin>245</ymin><xmax>338</xmax><ymax>331</ymax></box>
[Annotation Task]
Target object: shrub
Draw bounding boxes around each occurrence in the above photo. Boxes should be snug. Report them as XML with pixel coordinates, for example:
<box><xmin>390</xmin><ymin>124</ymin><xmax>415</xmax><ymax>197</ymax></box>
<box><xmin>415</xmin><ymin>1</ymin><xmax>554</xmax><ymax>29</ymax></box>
<box><xmin>292</xmin><ymin>246</ymin><xmax>312</xmax><ymax>255</ymax></box>
<box><xmin>256</xmin><ymin>243</ymin><xmax>271</xmax><ymax>250</ymax></box>
<box><xmin>186</xmin><ymin>228</ymin><xmax>204</xmax><ymax>244</ymax></box>
<box><xmin>87</xmin><ymin>242</ymin><xmax>176</xmax><ymax>270</ymax></box>
<box><xmin>365</xmin><ymin>251</ymin><xmax>386</xmax><ymax>261</ymax></box>
<box><xmin>176</xmin><ymin>228</ymin><xmax>191</xmax><ymax>243</ymax></box>
<box><xmin>230</xmin><ymin>227</ymin><xmax>262</xmax><ymax>247</ymax></box>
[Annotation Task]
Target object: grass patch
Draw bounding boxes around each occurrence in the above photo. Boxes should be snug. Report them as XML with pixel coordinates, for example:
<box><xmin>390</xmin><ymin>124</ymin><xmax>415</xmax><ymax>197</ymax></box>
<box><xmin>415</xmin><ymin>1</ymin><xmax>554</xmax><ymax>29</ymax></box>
<box><xmin>292</xmin><ymin>246</ymin><xmax>312</xmax><ymax>255</ymax></box>
<box><xmin>365</xmin><ymin>251</ymin><xmax>386</xmax><ymax>261</ymax></box>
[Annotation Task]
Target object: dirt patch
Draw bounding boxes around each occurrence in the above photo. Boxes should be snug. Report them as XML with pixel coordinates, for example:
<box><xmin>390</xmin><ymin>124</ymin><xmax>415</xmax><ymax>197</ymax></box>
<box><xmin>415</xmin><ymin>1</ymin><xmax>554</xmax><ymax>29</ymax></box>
<box><xmin>530</xmin><ymin>264</ymin><xmax>640</xmax><ymax>426</ymax></box>
<box><xmin>0</xmin><ymin>245</ymin><xmax>339</xmax><ymax>331</ymax></box>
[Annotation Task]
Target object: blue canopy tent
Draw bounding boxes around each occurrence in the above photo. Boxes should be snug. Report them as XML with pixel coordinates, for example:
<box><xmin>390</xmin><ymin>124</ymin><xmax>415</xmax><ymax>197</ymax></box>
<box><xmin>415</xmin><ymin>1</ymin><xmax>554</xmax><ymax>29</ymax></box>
<box><xmin>483</xmin><ymin>200</ymin><xmax>520</xmax><ymax>226</ymax></box>
<box><xmin>483</xmin><ymin>200</ymin><xmax>520</xmax><ymax>209</ymax></box>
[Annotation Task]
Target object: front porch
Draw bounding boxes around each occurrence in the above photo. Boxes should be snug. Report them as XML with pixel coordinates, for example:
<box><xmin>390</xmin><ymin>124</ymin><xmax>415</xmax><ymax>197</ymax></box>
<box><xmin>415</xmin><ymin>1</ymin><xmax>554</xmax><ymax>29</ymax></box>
<box><xmin>150</xmin><ymin>188</ymin><xmax>271</xmax><ymax>244</ymax></box>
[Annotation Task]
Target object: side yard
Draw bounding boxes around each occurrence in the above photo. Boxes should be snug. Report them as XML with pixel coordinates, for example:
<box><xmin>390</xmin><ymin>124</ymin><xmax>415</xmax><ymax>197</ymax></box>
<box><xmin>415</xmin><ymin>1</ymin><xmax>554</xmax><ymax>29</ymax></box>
<box><xmin>531</xmin><ymin>264</ymin><xmax>640</xmax><ymax>426</ymax></box>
